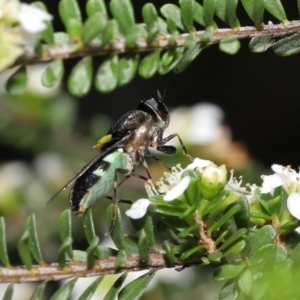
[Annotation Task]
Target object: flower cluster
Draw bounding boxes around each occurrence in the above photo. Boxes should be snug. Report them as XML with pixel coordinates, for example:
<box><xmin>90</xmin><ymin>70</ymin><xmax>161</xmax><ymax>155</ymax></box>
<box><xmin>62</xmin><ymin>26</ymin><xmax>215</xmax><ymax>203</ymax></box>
<box><xmin>125</xmin><ymin>158</ymin><xmax>227</xmax><ymax>219</ymax></box>
<box><xmin>125</xmin><ymin>158</ymin><xmax>300</xmax><ymax>236</ymax></box>
<box><xmin>0</xmin><ymin>0</ymin><xmax>52</xmax><ymax>71</ymax></box>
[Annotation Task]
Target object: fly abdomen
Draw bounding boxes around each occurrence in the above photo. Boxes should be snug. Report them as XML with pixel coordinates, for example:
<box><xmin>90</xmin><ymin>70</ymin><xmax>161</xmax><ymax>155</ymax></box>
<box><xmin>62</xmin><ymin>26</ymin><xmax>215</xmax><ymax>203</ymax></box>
<box><xmin>69</xmin><ymin>148</ymin><xmax>130</xmax><ymax>216</ymax></box>
<box><xmin>69</xmin><ymin>173</ymin><xmax>100</xmax><ymax>214</ymax></box>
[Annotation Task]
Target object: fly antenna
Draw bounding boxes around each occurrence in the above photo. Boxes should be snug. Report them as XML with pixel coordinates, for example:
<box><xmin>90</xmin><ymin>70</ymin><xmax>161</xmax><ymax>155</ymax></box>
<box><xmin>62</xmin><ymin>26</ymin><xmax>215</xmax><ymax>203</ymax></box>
<box><xmin>157</xmin><ymin>87</ymin><xmax>167</xmax><ymax>102</ymax></box>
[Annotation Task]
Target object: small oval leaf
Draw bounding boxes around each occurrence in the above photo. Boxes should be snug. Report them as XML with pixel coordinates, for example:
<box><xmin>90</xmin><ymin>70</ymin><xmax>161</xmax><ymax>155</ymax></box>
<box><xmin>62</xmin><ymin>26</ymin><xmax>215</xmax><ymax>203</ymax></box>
<box><xmin>160</xmin><ymin>4</ymin><xmax>184</xmax><ymax>31</ymax></box>
<box><xmin>95</xmin><ymin>55</ymin><xmax>119</xmax><ymax>93</ymax></box>
<box><xmin>86</xmin><ymin>0</ymin><xmax>107</xmax><ymax>17</ymax></box>
<box><xmin>6</xmin><ymin>66</ymin><xmax>27</xmax><ymax>96</ymax></box>
<box><xmin>138</xmin><ymin>50</ymin><xmax>160</xmax><ymax>79</ymax></box>
<box><xmin>219</xmin><ymin>36</ymin><xmax>241</xmax><ymax>55</ymax></box>
<box><xmin>42</xmin><ymin>59</ymin><xmax>64</xmax><ymax>88</ymax></box>
<box><xmin>68</xmin><ymin>57</ymin><xmax>93</xmax><ymax>97</ymax></box>
<box><xmin>110</xmin><ymin>0</ymin><xmax>135</xmax><ymax>33</ymax></box>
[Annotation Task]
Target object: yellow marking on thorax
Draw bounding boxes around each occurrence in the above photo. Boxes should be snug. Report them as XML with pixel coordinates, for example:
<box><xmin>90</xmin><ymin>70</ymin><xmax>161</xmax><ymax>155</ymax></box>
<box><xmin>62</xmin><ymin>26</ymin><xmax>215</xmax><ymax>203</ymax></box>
<box><xmin>95</xmin><ymin>134</ymin><xmax>112</xmax><ymax>150</ymax></box>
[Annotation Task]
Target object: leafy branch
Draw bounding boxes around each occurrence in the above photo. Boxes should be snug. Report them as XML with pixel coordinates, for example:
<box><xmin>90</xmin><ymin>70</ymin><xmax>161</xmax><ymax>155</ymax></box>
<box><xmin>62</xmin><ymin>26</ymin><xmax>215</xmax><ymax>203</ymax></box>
<box><xmin>2</xmin><ymin>0</ymin><xmax>300</xmax><ymax>95</ymax></box>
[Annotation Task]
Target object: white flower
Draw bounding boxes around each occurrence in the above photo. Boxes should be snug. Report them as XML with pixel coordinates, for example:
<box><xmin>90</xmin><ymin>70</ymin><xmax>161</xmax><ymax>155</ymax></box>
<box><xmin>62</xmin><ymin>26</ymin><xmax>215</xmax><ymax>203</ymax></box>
<box><xmin>17</xmin><ymin>4</ymin><xmax>52</xmax><ymax>33</ymax></box>
<box><xmin>271</xmin><ymin>164</ymin><xmax>300</xmax><ymax>194</ymax></box>
<box><xmin>0</xmin><ymin>1</ymin><xmax>52</xmax><ymax>32</ymax></box>
<box><xmin>260</xmin><ymin>174</ymin><xmax>284</xmax><ymax>195</ymax></box>
<box><xmin>287</xmin><ymin>193</ymin><xmax>300</xmax><ymax>220</ymax></box>
<box><xmin>163</xmin><ymin>176</ymin><xmax>191</xmax><ymax>201</ymax></box>
<box><xmin>125</xmin><ymin>199</ymin><xmax>151</xmax><ymax>219</ymax></box>
<box><xmin>185</xmin><ymin>158</ymin><xmax>212</xmax><ymax>171</ymax></box>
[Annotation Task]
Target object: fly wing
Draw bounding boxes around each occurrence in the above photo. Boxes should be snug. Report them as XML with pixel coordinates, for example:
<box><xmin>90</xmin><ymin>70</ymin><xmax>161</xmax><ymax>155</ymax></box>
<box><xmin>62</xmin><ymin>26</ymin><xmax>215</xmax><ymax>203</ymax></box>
<box><xmin>46</xmin><ymin>133</ymin><xmax>131</xmax><ymax>205</ymax></box>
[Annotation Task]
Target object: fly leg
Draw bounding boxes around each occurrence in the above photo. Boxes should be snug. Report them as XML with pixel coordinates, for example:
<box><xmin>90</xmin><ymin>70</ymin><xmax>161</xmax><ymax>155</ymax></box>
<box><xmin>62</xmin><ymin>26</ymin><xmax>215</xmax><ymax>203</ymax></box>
<box><xmin>150</xmin><ymin>154</ymin><xmax>172</xmax><ymax>171</ymax></box>
<box><xmin>154</xmin><ymin>133</ymin><xmax>194</xmax><ymax>161</ymax></box>
<box><xmin>106</xmin><ymin>168</ymin><xmax>130</xmax><ymax>236</ymax></box>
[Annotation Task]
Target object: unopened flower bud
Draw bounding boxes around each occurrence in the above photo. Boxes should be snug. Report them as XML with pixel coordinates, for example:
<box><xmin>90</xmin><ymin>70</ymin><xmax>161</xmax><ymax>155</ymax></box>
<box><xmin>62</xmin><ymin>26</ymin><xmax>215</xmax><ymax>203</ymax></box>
<box><xmin>200</xmin><ymin>164</ymin><xmax>227</xmax><ymax>199</ymax></box>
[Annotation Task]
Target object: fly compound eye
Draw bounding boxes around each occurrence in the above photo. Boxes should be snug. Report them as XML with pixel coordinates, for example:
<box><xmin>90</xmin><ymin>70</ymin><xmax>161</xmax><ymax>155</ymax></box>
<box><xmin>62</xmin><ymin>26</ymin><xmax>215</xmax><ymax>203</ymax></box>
<box><xmin>137</xmin><ymin>98</ymin><xmax>170</xmax><ymax>129</ymax></box>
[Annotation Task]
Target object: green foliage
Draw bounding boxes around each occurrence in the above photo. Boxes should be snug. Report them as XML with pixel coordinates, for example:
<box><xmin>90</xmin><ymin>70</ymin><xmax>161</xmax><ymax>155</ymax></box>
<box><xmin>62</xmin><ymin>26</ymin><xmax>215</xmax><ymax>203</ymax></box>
<box><xmin>2</xmin><ymin>0</ymin><xmax>298</xmax><ymax>95</ymax></box>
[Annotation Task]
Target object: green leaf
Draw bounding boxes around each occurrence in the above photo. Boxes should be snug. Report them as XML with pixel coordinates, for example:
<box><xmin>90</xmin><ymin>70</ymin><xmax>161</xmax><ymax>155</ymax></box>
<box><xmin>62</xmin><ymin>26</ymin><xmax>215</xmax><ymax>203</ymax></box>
<box><xmin>106</xmin><ymin>204</ymin><xmax>125</xmax><ymax>249</ymax></box>
<box><xmin>104</xmin><ymin>273</ymin><xmax>127</xmax><ymax>300</ymax></box>
<box><xmin>32</xmin><ymin>2</ymin><xmax>54</xmax><ymax>44</ymax></box>
<box><xmin>110</xmin><ymin>0</ymin><xmax>135</xmax><ymax>33</ymax></box>
<box><xmin>237</xmin><ymin>268</ymin><xmax>252</xmax><ymax>295</ymax></box>
<box><xmin>249</xmin><ymin>244</ymin><xmax>287</xmax><ymax>265</ymax></box>
<box><xmin>29</xmin><ymin>281</ymin><xmax>47</xmax><ymax>300</ymax></box>
<box><xmin>208</xmin><ymin>251</ymin><xmax>223</xmax><ymax>262</ymax></box>
<box><xmin>273</xmin><ymin>34</ymin><xmax>300</xmax><ymax>56</ymax></box>
<box><xmin>54</xmin><ymin>32</ymin><xmax>72</xmax><ymax>46</ymax></box>
<box><xmin>193</xmin><ymin>2</ymin><xmax>205</xmax><ymax>26</ymax></box>
<box><xmin>249</xmin><ymin>36</ymin><xmax>273</xmax><ymax>53</ymax></box>
<box><xmin>214</xmin><ymin>264</ymin><xmax>245</xmax><ymax>281</ymax></box>
<box><xmin>78</xmin><ymin>276</ymin><xmax>104</xmax><ymax>300</ymax></box>
<box><xmin>58</xmin><ymin>236</ymin><xmax>73</xmax><ymax>268</ymax></box>
<box><xmin>125</xmin><ymin>24</ymin><xmax>146</xmax><ymax>48</ymax></box>
<box><xmin>102</xmin><ymin>19</ymin><xmax>119</xmax><ymax>45</ymax></box>
<box><xmin>95</xmin><ymin>55</ymin><xmax>119</xmax><ymax>93</ymax></box>
<box><xmin>42</xmin><ymin>59</ymin><xmax>64</xmax><ymax>88</ymax></box>
<box><xmin>177</xmin><ymin>224</ymin><xmax>200</xmax><ymax>239</ymax></box>
<box><xmin>203</xmin><ymin>0</ymin><xmax>216</xmax><ymax>27</ymax></box>
<box><xmin>87</xmin><ymin>236</ymin><xmax>99</xmax><ymax>269</ymax></box>
<box><xmin>160</xmin><ymin>4</ymin><xmax>184</xmax><ymax>31</ymax></box>
<box><xmin>215</xmin><ymin>0</ymin><xmax>239</xmax><ymax>28</ymax></box>
<box><xmin>83</xmin><ymin>209</ymin><xmax>98</xmax><ymax>245</ymax></box>
<box><xmin>225</xmin><ymin>0</ymin><xmax>240</xmax><ymax>28</ymax></box>
<box><xmin>50</xmin><ymin>278</ymin><xmax>77</xmax><ymax>300</ymax></box>
<box><xmin>59</xmin><ymin>209</ymin><xmax>72</xmax><ymax>242</ymax></box>
<box><xmin>27</xmin><ymin>214</ymin><xmax>44</xmax><ymax>264</ymax></box>
<box><xmin>0</xmin><ymin>217</ymin><xmax>10</xmax><ymax>267</ymax></box>
<box><xmin>291</xmin><ymin>243</ymin><xmax>300</xmax><ymax>263</ymax></box>
<box><xmin>73</xmin><ymin>250</ymin><xmax>87</xmax><ymax>262</ymax></box>
<box><xmin>219</xmin><ymin>279</ymin><xmax>239</xmax><ymax>300</ymax></box>
<box><xmin>86</xmin><ymin>0</ymin><xmax>107</xmax><ymax>17</ymax></box>
<box><xmin>159</xmin><ymin>48</ymin><xmax>184</xmax><ymax>75</ymax></box>
<box><xmin>82</xmin><ymin>12</ymin><xmax>107</xmax><ymax>45</ymax></box>
<box><xmin>173</xmin><ymin>44</ymin><xmax>202</xmax><ymax>73</ymax></box>
<box><xmin>241</xmin><ymin>0</ymin><xmax>264</xmax><ymax>27</ymax></box>
<box><xmin>157</xmin><ymin>220</ymin><xmax>184</xmax><ymax>245</ymax></box>
<box><xmin>209</xmin><ymin>204</ymin><xmax>242</xmax><ymax>233</ymax></box>
<box><xmin>180</xmin><ymin>0</ymin><xmax>195</xmax><ymax>32</ymax></box>
<box><xmin>138</xmin><ymin>50</ymin><xmax>160</xmax><ymax>79</ymax></box>
<box><xmin>123</xmin><ymin>234</ymin><xmax>139</xmax><ymax>254</ymax></box>
<box><xmin>234</xmin><ymin>196</ymin><xmax>250</xmax><ymax>229</ymax></box>
<box><xmin>6</xmin><ymin>66</ymin><xmax>27</xmax><ymax>96</ymax></box>
<box><xmin>219</xmin><ymin>36</ymin><xmax>241</xmax><ymax>55</ymax></box>
<box><xmin>249</xmin><ymin>225</ymin><xmax>276</xmax><ymax>255</ymax></box>
<box><xmin>130</xmin><ymin>210</ymin><xmax>154</xmax><ymax>249</ymax></box>
<box><xmin>118</xmin><ymin>54</ymin><xmax>139</xmax><ymax>86</ymax></box>
<box><xmin>68</xmin><ymin>57</ymin><xmax>93</xmax><ymax>97</ymax></box>
<box><xmin>119</xmin><ymin>272</ymin><xmax>155</xmax><ymax>300</ymax></box>
<box><xmin>263</xmin><ymin>0</ymin><xmax>287</xmax><ymax>22</ymax></box>
<box><xmin>137</xmin><ymin>230</ymin><xmax>149</xmax><ymax>263</ymax></box>
<box><xmin>158</xmin><ymin>17</ymin><xmax>169</xmax><ymax>35</ymax></box>
<box><xmin>180</xmin><ymin>245</ymin><xmax>205</xmax><ymax>260</ymax></box>
<box><xmin>142</xmin><ymin>3</ymin><xmax>159</xmax><ymax>44</ymax></box>
<box><xmin>3</xmin><ymin>284</ymin><xmax>14</xmax><ymax>300</ymax></box>
<box><xmin>219</xmin><ymin>229</ymin><xmax>248</xmax><ymax>251</ymax></box>
<box><xmin>115</xmin><ymin>249</ymin><xmax>127</xmax><ymax>268</ymax></box>
<box><xmin>223</xmin><ymin>239</ymin><xmax>247</xmax><ymax>259</ymax></box>
<box><xmin>162</xmin><ymin>241</ymin><xmax>175</xmax><ymax>265</ymax></box>
<box><xmin>59</xmin><ymin>0</ymin><xmax>83</xmax><ymax>37</ymax></box>
<box><xmin>18</xmin><ymin>230</ymin><xmax>32</xmax><ymax>269</ymax></box>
